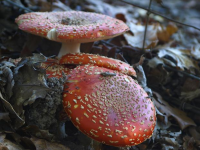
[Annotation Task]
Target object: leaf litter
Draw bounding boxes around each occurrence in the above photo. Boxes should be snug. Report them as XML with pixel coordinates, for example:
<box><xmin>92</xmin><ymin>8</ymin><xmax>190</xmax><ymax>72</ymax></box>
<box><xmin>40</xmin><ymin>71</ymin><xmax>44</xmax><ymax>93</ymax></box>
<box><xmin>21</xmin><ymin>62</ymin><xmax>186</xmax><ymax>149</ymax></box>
<box><xmin>1</xmin><ymin>0</ymin><xmax>200</xmax><ymax>149</ymax></box>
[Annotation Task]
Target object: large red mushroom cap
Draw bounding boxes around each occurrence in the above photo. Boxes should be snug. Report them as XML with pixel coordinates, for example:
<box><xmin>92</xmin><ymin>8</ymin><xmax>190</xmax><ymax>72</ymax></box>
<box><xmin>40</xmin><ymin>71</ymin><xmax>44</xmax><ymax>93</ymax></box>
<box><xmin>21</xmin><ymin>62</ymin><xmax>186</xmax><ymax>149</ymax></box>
<box><xmin>15</xmin><ymin>11</ymin><xmax>129</xmax><ymax>43</ymax></box>
<box><xmin>63</xmin><ymin>65</ymin><xmax>156</xmax><ymax>147</ymax></box>
<box><xmin>59</xmin><ymin>53</ymin><xmax>136</xmax><ymax>77</ymax></box>
<box><xmin>15</xmin><ymin>11</ymin><xmax>129</xmax><ymax>57</ymax></box>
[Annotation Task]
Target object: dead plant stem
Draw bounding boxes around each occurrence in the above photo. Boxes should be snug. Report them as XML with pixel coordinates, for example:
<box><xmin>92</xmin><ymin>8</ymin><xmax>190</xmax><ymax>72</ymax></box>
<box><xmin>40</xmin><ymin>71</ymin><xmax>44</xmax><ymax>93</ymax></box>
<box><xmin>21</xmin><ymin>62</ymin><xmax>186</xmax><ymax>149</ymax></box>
<box><xmin>142</xmin><ymin>0</ymin><xmax>153</xmax><ymax>50</ymax></box>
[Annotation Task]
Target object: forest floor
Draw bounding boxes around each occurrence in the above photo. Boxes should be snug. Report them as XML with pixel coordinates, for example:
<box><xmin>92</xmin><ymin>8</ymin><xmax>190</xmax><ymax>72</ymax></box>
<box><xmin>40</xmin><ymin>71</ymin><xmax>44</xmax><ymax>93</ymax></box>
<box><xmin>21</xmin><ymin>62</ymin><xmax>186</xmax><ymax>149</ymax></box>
<box><xmin>0</xmin><ymin>0</ymin><xmax>200</xmax><ymax>150</ymax></box>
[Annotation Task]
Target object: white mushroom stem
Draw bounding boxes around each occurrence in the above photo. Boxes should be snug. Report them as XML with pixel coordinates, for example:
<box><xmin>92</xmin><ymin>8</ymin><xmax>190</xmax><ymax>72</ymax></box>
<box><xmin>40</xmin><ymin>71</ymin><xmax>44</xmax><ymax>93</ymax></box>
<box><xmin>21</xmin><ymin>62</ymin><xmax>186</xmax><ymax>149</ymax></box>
<box><xmin>58</xmin><ymin>42</ymin><xmax>80</xmax><ymax>58</ymax></box>
<box><xmin>47</xmin><ymin>28</ymin><xmax>81</xmax><ymax>58</ymax></box>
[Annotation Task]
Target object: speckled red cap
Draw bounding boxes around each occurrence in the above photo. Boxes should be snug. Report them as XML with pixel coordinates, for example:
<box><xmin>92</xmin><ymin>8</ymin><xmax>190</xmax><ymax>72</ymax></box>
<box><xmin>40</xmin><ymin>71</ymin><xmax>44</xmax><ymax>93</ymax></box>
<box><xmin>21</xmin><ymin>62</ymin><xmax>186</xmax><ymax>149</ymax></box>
<box><xmin>15</xmin><ymin>11</ymin><xmax>129</xmax><ymax>43</ymax></box>
<box><xmin>63</xmin><ymin>65</ymin><xmax>156</xmax><ymax>147</ymax></box>
<box><xmin>59</xmin><ymin>53</ymin><xmax>136</xmax><ymax>77</ymax></box>
<box><xmin>40</xmin><ymin>59</ymin><xmax>70</xmax><ymax>78</ymax></box>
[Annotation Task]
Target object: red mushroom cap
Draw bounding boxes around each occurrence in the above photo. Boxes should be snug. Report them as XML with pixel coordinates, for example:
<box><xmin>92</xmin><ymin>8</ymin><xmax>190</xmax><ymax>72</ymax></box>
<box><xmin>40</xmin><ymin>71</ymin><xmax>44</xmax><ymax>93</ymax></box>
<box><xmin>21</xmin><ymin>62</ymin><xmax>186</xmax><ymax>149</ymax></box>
<box><xmin>59</xmin><ymin>53</ymin><xmax>136</xmax><ymax>77</ymax></box>
<box><xmin>63</xmin><ymin>65</ymin><xmax>156</xmax><ymax>147</ymax></box>
<box><xmin>15</xmin><ymin>11</ymin><xmax>129</xmax><ymax>43</ymax></box>
<box><xmin>40</xmin><ymin>59</ymin><xmax>70</xmax><ymax>78</ymax></box>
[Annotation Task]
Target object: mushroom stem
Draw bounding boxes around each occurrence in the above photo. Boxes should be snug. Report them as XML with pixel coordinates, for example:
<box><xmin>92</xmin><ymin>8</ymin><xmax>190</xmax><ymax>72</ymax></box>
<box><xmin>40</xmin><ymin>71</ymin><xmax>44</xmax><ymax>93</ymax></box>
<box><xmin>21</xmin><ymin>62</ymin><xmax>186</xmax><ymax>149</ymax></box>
<box><xmin>58</xmin><ymin>42</ymin><xmax>80</xmax><ymax>58</ymax></box>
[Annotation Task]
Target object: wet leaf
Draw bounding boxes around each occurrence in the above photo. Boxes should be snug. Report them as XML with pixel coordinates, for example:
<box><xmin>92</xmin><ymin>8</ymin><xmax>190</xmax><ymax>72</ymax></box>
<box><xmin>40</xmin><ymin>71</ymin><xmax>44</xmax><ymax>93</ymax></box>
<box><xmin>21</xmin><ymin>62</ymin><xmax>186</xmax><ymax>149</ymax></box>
<box><xmin>85</xmin><ymin>0</ymin><xmax>135</xmax><ymax>19</ymax></box>
<box><xmin>188</xmin><ymin>126</ymin><xmax>200</xmax><ymax>141</ymax></box>
<box><xmin>183</xmin><ymin>136</ymin><xmax>196</xmax><ymax>150</ymax></box>
<box><xmin>11</xmin><ymin>64</ymin><xmax>50</xmax><ymax>118</ymax></box>
<box><xmin>158</xmin><ymin>47</ymin><xmax>199</xmax><ymax>71</ymax></box>
<box><xmin>181</xmin><ymin>89</ymin><xmax>200</xmax><ymax>101</ymax></box>
<box><xmin>0</xmin><ymin>133</ymin><xmax>24</xmax><ymax>150</ymax></box>
<box><xmin>0</xmin><ymin>92</ymin><xmax>24</xmax><ymax>128</ymax></box>
<box><xmin>52</xmin><ymin>0</ymin><xmax>71</xmax><ymax>11</ymax></box>
<box><xmin>153</xmin><ymin>92</ymin><xmax>196</xmax><ymax>130</ymax></box>
<box><xmin>0</xmin><ymin>120</ymin><xmax>14</xmax><ymax>133</ymax></box>
<box><xmin>136</xmin><ymin>65</ymin><xmax>152</xmax><ymax>95</ymax></box>
<box><xmin>31</xmin><ymin>137</ymin><xmax>70</xmax><ymax>150</ymax></box>
<box><xmin>161</xmin><ymin>137</ymin><xmax>179</xmax><ymax>150</ymax></box>
<box><xmin>191</xmin><ymin>43</ymin><xmax>200</xmax><ymax>59</ymax></box>
<box><xmin>22</xmin><ymin>125</ymin><xmax>55</xmax><ymax>140</ymax></box>
<box><xmin>0</xmin><ymin>112</ymin><xmax>9</xmax><ymax>121</ymax></box>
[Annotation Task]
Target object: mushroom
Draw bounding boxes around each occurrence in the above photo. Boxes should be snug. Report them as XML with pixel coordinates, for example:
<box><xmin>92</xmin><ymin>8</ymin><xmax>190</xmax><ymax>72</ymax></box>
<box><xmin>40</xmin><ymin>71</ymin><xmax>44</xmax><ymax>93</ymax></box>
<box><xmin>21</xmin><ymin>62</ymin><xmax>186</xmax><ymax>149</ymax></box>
<box><xmin>40</xmin><ymin>59</ymin><xmax>70</xmax><ymax>78</ymax></box>
<box><xmin>59</xmin><ymin>53</ymin><xmax>136</xmax><ymax>77</ymax></box>
<box><xmin>63</xmin><ymin>65</ymin><xmax>156</xmax><ymax>147</ymax></box>
<box><xmin>15</xmin><ymin>11</ymin><xmax>129</xmax><ymax>58</ymax></box>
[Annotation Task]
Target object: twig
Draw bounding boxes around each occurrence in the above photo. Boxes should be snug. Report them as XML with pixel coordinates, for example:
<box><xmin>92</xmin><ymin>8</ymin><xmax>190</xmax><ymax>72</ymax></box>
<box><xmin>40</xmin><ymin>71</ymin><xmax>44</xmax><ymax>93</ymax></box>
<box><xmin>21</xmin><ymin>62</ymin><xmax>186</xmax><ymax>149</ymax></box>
<box><xmin>4</xmin><ymin>0</ymin><xmax>33</xmax><ymax>12</ymax></box>
<box><xmin>50</xmin><ymin>0</ymin><xmax>53</xmax><ymax>11</ymax></box>
<box><xmin>121</xmin><ymin>0</ymin><xmax>200</xmax><ymax>31</ymax></box>
<box><xmin>142</xmin><ymin>0</ymin><xmax>153</xmax><ymax>50</ymax></box>
<box><xmin>163</xmin><ymin>65</ymin><xmax>200</xmax><ymax>81</ymax></box>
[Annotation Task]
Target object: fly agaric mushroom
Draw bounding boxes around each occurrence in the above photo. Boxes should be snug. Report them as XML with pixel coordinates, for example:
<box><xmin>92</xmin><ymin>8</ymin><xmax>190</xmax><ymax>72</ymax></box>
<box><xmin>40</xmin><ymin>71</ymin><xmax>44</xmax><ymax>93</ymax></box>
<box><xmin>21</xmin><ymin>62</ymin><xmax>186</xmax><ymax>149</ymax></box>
<box><xmin>40</xmin><ymin>59</ymin><xmax>70</xmax><ymax>78</ymax></box>
<box><xmin>59</xmin><ymin>53</ymin><xmax>136</xmax><ymax>77</ymax></box>
<box><xmin>15</xmin><ymin>11</ymin><xmax>129</xmax><ymax>58</ymax></box>
<box><xmin>63</xmin><ymin>65</ymin><xmax>156</xmax><ymax>147</ymax></box>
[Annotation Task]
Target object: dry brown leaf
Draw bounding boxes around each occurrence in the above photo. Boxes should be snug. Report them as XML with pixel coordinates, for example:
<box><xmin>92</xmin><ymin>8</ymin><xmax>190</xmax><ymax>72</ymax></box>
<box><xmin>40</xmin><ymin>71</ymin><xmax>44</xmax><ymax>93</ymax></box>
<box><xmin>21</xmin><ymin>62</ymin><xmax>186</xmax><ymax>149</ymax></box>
<box><xmin>181</xmin><ymin>89</ymin><xmax>200</xmax><ymax>101</ymax></box>
<box><xmin>158</xmin><ymin>47</ymin><xmax>199</xmax><ymax>71</ymax></box>
<box><xmin>22</xmin><ymin>125</ymin><xmax>54</xmax><ymax>140</ymax></box>
<box><xmin>153</xmin><ymin>92</ymin><xmax>196</xmax><ymax>130</ymax></box>
<box><xmin>52</xmin><ymin>0</ymin><xmax>71</xmax><ymax>11</ymax></box>
<box><xmin>31</xmin><ymin>137</ymin><xmax>70</xmax><ymax>150</ymax></box>
<box><xmin>183</xmin><ymin>136</ymin><xmax>196</xmax><ymax>150</ymax></box>
<box><xmin>157</xmin><ymin>23</ymin><xmax>178</xmax><ymax>42</ymax></box>
<box><xmin>85</xmin><ymin>0</ymin><xmax>137</xmax><ymax>21</ymax></box>
<box><xmin>189</xmin><ymin>126</ymin><xmax>200</xmax><ymax>141</ymax></box>
<box><xmin>0</xmin><ymin>92</ymin><xmax>25</xmax><ymax>128</ymax></box>
<box><xmin>0</xmin><ymin>133</ymin><xmax>24</xmax><ymax>150</ymax></box>
<box><xmin>181</xmin><ymin>78</ymin><xmax>200</xmax><ymax>92</ymax></box>
<box><xmin>191</xmin><ymin>43</ymin><xmax>200</xmax><ymax>59</ymax></box>
<box><xmin>162</xmin><ymin>137</ymin><xmax>179</xmax><ymax>148</ymax></box>
<box><xmin>124</xmin><ymin>22</ymin><xmax>178</xmax><ymax>49</ymax></box>
<box><xmin>155</xmin><ymin>0</ymin><xmax>163</xmax><ymax>4</ymax></box>
<box><xmin>124</xmin><ymin>23</ymin><xmax>159</xmax><ymax>49</ymax></box>
<box><xmin>0</xmin><ymin>112</ymin><xmax>9</xmax><ymax>121</ymax></box>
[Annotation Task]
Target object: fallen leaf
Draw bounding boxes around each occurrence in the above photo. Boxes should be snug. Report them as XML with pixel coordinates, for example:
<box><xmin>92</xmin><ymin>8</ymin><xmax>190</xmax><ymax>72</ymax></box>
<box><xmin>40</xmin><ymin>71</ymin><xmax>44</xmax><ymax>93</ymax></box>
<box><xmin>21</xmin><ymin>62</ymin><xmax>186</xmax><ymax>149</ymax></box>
<box><xmin>189</xmin><ymin>126</ymin><xmax>200</xmax><ymax>141</ymax></box>
<box><xmin>0</xmin><ymin>112</ymin><xmax>9</xmax><ymax>121</ymax></box>
<box><xmin>136</xmin><ymin>65</ymin><xmax>152</xmax><ymax>95</ymax></box>
<box><xmin>10</xmin><ymin>62</ymin><xmax>51</xmax><ymax>120</ymax></box>
<box><xmin>181</xmin><ymin>89</ymin><xmax>200</xmax><ymax>101</ymax></box>
<box><xmin>22</xmin><ymin>125</ymin><xmax>54</xmax><ymax>140</ymax></box>
<box><xmin>183</xmin><ymin>136</ymin><xmax>196</xmax><ymax>150</ymax></box>
<box><xmin>162</xmin><ymin>137</ymin><xmax>179</xmax><ymax>148</ymax></box>
<box><xmin>158</xmin><ymin>47</ymin><xmax>199</xmax><ymax>71</ymax></box>
<box><xmin>31</xmin><ymin>137</ymin><xmax>70</xmax><ymax>150</ymax></box>
<box><xmin>191</xmin><ymin>43</ymin><xmax>200</xmax><ymax>59</ymax></box>
<box><xmin>153</xmin><ymin>92</ymin><xmax>196</xmax><ymax>130</ymax></box>
<box><xmin>0</xmin><ymin>92</ymin><xmax>25</xmax><ymax>128</ymax></box>
<box><xmin>0</xmin><ymin>133</ymin><xmax>24</xmax><ymax>150</ymax></box>
<box><xmin>85</xmin><ymin>0</ymin><xmax>137</xmax><ymax>21</ymax></box>
<box><xmin>147</xmin><ymin>57</ymin><xmax>164</xmax><ymax>68</ymax></box>
<box><xmin>52</xmin><ymin>0</ymin><xmax>71</xmax><ymax>12</ymax></box>
<box><xmin>12</xmin><ymin>64</ymin><xmax>49</xmax><ymax>106</ymax></box>
<box><xmin>157</xmin><ymin>23</ymin><xmax>178</xmax><ymax>42</ymax></box>
<box><xmin>181</xmin><ymin>78</ymin><xmax>200</xmax><ymax>92</ymax></box>
<box><xmin>124</xmin><ymin>23</ymin><xmax>159</xmax><ymax>49</ymax></box>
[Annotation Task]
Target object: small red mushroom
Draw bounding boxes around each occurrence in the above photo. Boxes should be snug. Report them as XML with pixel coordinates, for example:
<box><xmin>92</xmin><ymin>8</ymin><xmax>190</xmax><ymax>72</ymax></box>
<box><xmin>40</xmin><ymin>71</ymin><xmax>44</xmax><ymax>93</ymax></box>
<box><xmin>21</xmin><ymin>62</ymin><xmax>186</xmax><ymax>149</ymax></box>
<box><xmin>40</xmin><ymin>59</ymin><xmax>70</xmax><ymax>78</ymax></box>
<box><xmin>63</xmin><ymin>65</ymin><xmax>156</xmax><ymax>147</ymax></box>
<box><xmin>59</xmin><ymin>53</ymin><xmax>136</xmax><ymax>77</ymax></box>
<box><xmin>15</xmin><ymin>11</ymin><xmax>129</xmax><ymax>58</ymax></box>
